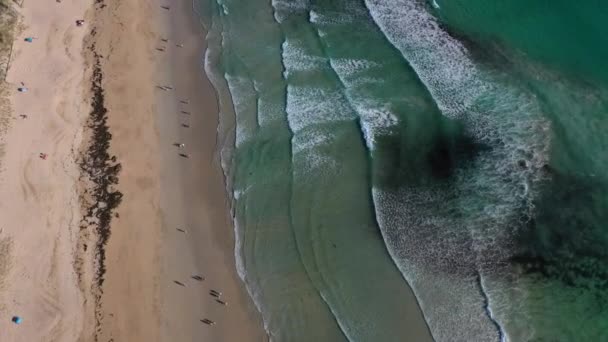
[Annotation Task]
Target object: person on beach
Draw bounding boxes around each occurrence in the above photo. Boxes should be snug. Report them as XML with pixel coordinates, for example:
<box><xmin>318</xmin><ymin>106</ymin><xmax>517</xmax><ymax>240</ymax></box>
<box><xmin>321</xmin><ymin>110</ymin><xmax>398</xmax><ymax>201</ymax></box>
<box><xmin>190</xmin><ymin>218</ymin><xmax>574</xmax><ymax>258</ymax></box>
<box><xmin>200</xmin><ymin>319</ymin><xmax>216</xmax><ymax>326</ymax></box>
<box><xmin>180</xmin><ymin>99</ymin><xmax>189</xmax><ymax>104</ymax></box>
<box><xmin>17</xmin><ymin>87</ymin><xmax>28</xmax><ymax>92</ymax></box>
<box><xmin>39</xmin><ymin>153</ymin><xmax>48</xmax><ymax>160</ymax></box>
<box><xmin>178</xmin><ymin>143</ymin><xmax>185</xmax><ymax>149</ymax></box>
<box><xmin>179</xmin><ymin>153</ymin><xmax>189</xmax><ymax>158</ymax></box>
<box><xmin>76</xmin><ymin>20</ymin><xmax>84</xmax><ymax>26</ymax></box>
<box><xmin>176</xmin><ymin>43</ymin><xmax>184</xmax><ymax>48</ymax></box>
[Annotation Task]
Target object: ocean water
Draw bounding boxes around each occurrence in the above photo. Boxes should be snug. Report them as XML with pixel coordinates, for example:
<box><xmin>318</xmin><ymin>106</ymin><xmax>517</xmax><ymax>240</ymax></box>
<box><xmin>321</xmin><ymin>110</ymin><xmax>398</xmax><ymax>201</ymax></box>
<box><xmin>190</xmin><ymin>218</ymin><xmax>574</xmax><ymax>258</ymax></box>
<box><xmin>196</xmin><ymin>0</ymin><xmax>608</xmax><ymax>341</ymax></box>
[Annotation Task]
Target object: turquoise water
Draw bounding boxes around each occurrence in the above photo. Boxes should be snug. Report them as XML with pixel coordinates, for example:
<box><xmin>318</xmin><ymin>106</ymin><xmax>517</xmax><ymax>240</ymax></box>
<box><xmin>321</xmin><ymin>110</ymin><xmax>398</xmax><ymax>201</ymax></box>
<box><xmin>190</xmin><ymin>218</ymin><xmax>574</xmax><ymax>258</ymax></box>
<box><xmin>197</xmin><ymin>0</ymin><xmax>608</xmax><ymax>340</ymax></box>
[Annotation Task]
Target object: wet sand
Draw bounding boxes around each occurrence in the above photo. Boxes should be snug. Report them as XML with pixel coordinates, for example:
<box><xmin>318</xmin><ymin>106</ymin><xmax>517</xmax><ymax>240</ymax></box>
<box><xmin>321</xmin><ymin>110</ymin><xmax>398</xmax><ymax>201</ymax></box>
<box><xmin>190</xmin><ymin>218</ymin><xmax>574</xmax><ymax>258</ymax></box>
<box><xmin>90</xmin><ymin>0</ymin><xmax>266</xmax><ymax>341</ymax></box>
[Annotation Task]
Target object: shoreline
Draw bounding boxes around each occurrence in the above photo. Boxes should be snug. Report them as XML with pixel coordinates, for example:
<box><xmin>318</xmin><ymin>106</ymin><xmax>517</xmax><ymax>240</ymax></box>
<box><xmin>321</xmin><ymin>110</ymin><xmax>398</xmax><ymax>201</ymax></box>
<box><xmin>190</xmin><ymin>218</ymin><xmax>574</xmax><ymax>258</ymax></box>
<box><xmin>156</xmin><ymin>0</ymin><xmax>267</xmax><ymax>340</ymax></box>
<box><xmin>90</xmin><ymin>0</ymin><xmax>266</xmax><ymax>341</ymax></box>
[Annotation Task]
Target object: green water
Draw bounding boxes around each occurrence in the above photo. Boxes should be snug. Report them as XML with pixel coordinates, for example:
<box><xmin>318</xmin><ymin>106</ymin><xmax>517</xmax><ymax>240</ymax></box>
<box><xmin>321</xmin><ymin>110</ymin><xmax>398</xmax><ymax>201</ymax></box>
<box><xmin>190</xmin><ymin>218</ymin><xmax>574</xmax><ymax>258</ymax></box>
<box><xmin>434</xmin><ymin>0</ymin><xmax>608</xmax><ymax>85</ymax></box>
<box><xmin>432</xmin><ymin>1</ymin><xmax>608</xmax><ymax>340</ymax></box>
<box><xmin>197</xmin><ymin>0</ymin><xmax>608</xmax><ymax>340</ymax></box>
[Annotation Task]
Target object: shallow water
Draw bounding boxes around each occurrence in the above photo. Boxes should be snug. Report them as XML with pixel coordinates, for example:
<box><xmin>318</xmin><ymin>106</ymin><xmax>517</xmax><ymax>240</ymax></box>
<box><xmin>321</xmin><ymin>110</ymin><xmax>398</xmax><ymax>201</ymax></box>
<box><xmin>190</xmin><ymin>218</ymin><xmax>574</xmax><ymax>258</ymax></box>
<box><xmin>197</xmin><ymin>0</ymin><xmax>608</xmax><ymax>340</ymax></box>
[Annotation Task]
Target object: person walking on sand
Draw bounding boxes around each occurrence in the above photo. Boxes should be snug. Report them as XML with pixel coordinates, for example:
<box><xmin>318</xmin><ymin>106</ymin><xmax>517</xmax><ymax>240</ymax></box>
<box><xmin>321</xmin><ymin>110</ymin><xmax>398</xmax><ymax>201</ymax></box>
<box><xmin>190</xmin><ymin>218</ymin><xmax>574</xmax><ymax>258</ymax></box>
<box><xmin>200</xmin><ymin>319</ymin><xmax>216</xmax><ymax>326</ymax></box>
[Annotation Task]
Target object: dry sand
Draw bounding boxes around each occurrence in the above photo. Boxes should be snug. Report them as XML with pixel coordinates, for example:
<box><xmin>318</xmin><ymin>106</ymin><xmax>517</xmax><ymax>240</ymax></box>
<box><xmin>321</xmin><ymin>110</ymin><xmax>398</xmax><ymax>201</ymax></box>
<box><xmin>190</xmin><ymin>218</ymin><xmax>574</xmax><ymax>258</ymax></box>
<box><xmin>0</xmin><ymin>0</ymin><xmax>93</xmax><ymax>340</ymax></box>
<box><xmin>0</xmin><ymin>0</ymin><xmax>266</xmax><ymax>341</ymax></box>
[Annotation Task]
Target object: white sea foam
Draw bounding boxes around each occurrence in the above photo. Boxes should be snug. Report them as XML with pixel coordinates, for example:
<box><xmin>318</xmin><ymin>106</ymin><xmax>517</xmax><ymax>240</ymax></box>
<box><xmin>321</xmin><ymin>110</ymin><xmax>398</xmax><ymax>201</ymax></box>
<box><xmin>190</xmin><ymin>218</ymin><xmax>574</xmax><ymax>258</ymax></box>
<box><xmin>330</xmin><ymin>58</ymin><xmax>382</xmax><ymax>77</ymax></box>
<box><xmin>285</xmin><ymin>85</ymin><xmax>355</xmax><ymax>133</ymax></box>
<box><xmin>271</xmin><ymin>0</ymin><xmax>309</xmax><ymax>23</ymax></box>
<box><xmin>291</xmin><ymin>128</ymin><xmax>333</xmax><ymax>154</ymax></box>
<box><xmin>310</xmin><ymin>10</ymin><xmax>359</xmax><ymax>25</ymax></box>
<box><xmin>327</xmin><ymin>57</ymin><xmax>399</xmax><ymax>149</ymax></box>
<box><xmin>225</xmin><ymin>74</ymin><xmax>258</xmax><ymax>147</ymax></box>
<box><xmin>282</xmin><ymin>40</ymin><xmax>326</xmax><ymax>76</ymax></box>
<box><xmin>256</xmin><ymin>97</ymin><xmax>285</xmax><ymax>128</ymax></box>
<box><xmin>220</xmin><ymin>0</ymin><xmax>555</xmax><ymax>339</ymax></box>
<box><xmin>360</xmin><ymin>0</ymin><xmax>552</xmax><ymax>340</ymax></box>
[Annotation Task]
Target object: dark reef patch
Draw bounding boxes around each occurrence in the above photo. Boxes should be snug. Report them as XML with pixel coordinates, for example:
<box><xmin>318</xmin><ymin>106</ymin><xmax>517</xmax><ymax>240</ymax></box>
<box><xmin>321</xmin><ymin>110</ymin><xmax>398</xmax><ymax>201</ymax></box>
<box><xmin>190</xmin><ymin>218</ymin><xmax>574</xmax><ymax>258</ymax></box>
<box><xmin>372</xmin><ymin>114</ymin><xmax>483</xmax><ymax>189</ymax></box>
<box><xmin>369</xmin><ymin>113</ymin><xmax>488</xmax><ymax>279</ymax></box>
<box><xmin>510</xmin><ymin>170</ymin><xmax>608</xmax><ymax>291</ymax></box>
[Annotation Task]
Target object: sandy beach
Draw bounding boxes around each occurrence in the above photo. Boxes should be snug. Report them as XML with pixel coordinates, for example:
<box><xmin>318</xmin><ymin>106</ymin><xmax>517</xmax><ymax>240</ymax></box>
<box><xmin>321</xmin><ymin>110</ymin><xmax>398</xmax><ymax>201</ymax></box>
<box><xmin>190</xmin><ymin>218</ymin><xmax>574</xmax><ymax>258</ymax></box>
<box><xmin>92</xmin><ymin>0</ymin><xmax>265</xmax><ymax>340</ymax></box>
<box><xmin>0</xmin><ymin>0</ymin><xmax>265</xmax><ymax>341</ymax></box>
<box><xmin>0</xmin><ymin>0</ymin><xmax>93</xmax><ymax>340</ymax></box>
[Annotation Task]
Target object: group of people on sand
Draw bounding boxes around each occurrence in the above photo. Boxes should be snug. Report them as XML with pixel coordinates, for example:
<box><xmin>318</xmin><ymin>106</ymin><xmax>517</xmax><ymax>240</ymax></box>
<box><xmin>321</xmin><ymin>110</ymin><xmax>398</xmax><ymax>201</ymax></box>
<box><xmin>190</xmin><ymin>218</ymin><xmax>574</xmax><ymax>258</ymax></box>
<box><xmin>157</xmin><ymin>3</ymin><xmax>228</xmax><ymax>327</ymax></box>
<box><xmin>169</xmin><ymin>95</ymin><xmax>228</xmax><ymax>325</ymax></box>
<box><xmin>11</xmin><ymin>5</ymin><xmax>88</xmax><ymax>326</ymax></box>
<box><xmin>15</xmin><ymin>77</ymin><xmax>48</xmax><ymax>160</ymax></box>
<box><xmin>19</xmin><ymin>14</ymin><xmax>86</xmax><ymax>160</ymax></box>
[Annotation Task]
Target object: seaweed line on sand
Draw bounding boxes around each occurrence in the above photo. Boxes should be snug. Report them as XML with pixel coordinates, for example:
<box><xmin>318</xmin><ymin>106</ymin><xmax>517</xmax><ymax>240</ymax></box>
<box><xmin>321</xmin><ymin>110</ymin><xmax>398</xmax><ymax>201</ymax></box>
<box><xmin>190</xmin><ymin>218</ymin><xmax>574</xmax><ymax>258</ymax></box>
<box><xmin>78</xmin><ymin>36</ymin><xmax>122</xmax><ymax>340</ymax></box>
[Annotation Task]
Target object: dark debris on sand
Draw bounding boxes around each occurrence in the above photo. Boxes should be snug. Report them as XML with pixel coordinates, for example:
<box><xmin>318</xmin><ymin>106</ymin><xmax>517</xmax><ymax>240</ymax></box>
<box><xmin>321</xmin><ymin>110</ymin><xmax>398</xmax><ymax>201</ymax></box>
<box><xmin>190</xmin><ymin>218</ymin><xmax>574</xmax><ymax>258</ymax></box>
<box><xmin>79</xmin><ymin>37</ymin><xmax>122</xmax><ymax>340</ymax></box>
<box><xmin>79</xmin><ymin>42</ymin><xmax>122</xmax><ymax>289</ymax></box>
